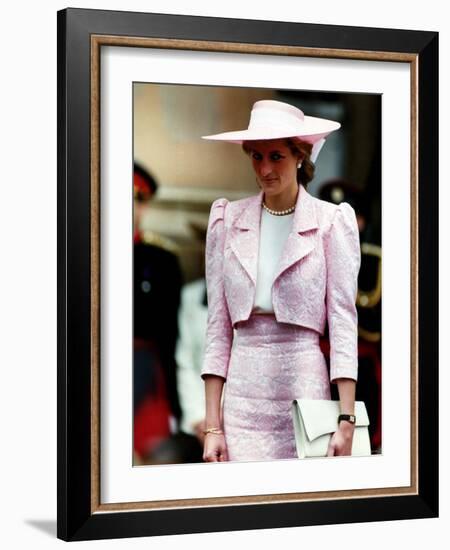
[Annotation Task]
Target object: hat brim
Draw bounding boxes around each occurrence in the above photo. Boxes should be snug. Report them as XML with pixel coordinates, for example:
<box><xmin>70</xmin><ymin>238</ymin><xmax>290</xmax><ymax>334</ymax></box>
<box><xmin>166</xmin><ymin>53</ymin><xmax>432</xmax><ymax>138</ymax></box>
<box><xmin>201</xmin><ymin>116</ymin><xmax>341</xmax><ymax>144</ymax></box>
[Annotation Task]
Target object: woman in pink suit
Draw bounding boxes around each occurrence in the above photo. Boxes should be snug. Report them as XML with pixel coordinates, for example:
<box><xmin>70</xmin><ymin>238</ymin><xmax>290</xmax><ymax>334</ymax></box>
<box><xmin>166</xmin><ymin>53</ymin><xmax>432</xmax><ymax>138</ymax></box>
<box><xmin>200</xmin><ymin>100</ymin><xmax>361</xmax><ymax>462</ymax></box>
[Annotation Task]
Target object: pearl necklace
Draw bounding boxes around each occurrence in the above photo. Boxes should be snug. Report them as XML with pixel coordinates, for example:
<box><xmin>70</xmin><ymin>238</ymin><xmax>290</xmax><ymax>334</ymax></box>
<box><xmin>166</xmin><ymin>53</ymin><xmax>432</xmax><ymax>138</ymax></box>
<box><xmin>262</xmin><ymin>201</ymin><xmax>296</xmax><ymax>216</ymax></box>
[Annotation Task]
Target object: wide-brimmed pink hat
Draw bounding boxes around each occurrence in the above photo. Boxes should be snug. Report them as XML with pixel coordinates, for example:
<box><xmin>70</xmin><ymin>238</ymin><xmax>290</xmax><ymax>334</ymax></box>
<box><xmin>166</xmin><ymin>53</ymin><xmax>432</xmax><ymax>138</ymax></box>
<box><xmin>202</xmin><ymin>99</ymin><xmax>341</xmax><ymax>162</ymax></box>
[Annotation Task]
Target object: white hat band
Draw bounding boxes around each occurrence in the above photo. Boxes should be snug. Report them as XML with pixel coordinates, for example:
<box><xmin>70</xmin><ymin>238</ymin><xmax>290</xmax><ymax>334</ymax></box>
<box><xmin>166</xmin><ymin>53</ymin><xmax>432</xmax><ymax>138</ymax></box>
<box><xmin>249</xmin><ymin>104</ymin><xmax>305</xmax><ymax>132</ymax></box>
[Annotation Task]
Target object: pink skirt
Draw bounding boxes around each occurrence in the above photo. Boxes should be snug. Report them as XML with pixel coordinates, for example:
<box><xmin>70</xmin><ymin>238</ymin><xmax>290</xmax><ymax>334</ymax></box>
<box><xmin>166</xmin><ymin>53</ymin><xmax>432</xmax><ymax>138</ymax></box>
<box><xmin>223</xmin><ymin>313</ymin><xmax>331</xmax><ymax>462</ymax></box>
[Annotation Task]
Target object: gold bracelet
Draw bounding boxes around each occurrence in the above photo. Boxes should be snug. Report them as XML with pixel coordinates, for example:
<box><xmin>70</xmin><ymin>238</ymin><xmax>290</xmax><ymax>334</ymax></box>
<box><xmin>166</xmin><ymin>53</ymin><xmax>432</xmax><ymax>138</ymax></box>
<box><xmin>203</xmin><ymin>427</ymin><xmax>224</xmax><ymax>435</ymax></box>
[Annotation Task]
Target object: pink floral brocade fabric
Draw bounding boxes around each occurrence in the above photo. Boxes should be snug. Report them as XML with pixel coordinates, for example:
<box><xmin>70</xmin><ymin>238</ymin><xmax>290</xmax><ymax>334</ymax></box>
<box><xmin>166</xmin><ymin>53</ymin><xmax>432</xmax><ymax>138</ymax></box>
<box><xmin>201</xmin><ymin>185</ymin><xmax>361</xmax><ymax>462</ymax></box>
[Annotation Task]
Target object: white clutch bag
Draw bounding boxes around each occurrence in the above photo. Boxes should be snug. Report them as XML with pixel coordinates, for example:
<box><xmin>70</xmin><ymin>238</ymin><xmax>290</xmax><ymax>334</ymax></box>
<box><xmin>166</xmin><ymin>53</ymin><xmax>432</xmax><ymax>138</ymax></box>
<box><xmin>291</xmin><ymin>399</ymin><xmax>371</xmax><ymax>458</ymax></box>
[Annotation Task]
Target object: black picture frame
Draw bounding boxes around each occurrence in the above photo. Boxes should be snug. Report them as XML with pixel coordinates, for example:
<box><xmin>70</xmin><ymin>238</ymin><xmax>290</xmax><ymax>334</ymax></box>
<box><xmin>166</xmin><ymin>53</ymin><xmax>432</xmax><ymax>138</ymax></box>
<box><xmin>57</xmin><ymin>7</ymin><xmax>438</xmax><ymax>542</ymax></box>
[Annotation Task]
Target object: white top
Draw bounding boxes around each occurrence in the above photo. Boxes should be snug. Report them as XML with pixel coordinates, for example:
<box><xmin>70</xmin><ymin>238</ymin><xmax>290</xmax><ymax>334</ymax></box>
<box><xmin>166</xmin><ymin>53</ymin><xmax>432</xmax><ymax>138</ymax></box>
<box><xmin>252</xmin><ymin>208</ymin><xmax>295</xmax><ymax>313</ymax></box>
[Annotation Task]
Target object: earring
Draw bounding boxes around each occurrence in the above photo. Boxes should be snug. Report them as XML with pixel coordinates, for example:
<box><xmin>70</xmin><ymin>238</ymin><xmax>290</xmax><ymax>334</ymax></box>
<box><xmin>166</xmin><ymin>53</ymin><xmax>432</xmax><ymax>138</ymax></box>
<box><xmin>297</xmin><ymin>161</ymin><xmax>302</xmax><ymax>169</ymax></box>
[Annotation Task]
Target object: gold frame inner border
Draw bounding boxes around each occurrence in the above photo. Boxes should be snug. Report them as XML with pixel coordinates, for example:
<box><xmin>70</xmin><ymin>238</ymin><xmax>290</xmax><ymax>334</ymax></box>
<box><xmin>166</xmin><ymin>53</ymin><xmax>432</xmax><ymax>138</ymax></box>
<box><xmin>89</xmin><ymin>34</ymin><xmax>419</xmax><ymax>514</ymax></box>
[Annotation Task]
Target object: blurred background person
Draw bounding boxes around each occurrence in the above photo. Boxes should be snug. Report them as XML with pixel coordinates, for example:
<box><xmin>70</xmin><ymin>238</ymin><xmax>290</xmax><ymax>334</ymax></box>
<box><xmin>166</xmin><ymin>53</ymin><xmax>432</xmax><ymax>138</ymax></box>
<box><xmin>175</xmin><ymin>276</ymin><xmax>208</xmax><ymax>453</ymax></box>
<box><xmin>133</xmin><ymin>163</ymin><xmax>184</xmax><ymax>463</ymax></box>
<box><xmin>174</xmin><ymin>217</ymin><xmax>230</xmax><ymax>460</ymax></box>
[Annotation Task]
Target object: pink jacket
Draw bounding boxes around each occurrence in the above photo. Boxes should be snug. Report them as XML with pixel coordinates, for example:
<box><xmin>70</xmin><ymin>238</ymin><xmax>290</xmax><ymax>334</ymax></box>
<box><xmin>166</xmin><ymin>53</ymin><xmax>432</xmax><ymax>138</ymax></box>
<box><xmin>201</xmin><ymin>184</ymin><xmax>361</xmax><ymax>384</ymax></box>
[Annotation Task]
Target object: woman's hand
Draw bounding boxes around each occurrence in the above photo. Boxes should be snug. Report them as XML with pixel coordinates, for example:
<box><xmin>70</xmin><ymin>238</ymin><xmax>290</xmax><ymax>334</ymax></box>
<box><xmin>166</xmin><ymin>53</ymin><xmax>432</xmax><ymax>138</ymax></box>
<box><xmin>326</xmin><ymin>422</ymin><xmax>355</xmax><ymax>457</ymax></box>
<box><xmin>203</xmin><ymin>433</ymin><xmax>229</xmax><ymax>462</ymax></box>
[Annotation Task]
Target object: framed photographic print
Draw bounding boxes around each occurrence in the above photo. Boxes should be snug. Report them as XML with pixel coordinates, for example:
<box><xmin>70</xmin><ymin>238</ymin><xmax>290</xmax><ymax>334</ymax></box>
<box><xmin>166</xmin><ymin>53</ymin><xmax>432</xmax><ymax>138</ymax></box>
<box><xmin>57</xmin><ymin>7</ymin><xmax>438</xmax><ymax>542</ymax></box>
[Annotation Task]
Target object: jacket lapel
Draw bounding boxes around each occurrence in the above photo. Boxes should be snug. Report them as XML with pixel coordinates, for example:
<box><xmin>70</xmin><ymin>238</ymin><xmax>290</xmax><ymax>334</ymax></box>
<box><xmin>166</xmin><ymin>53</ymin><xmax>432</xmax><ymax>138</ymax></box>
<box><xmin>228</xmin><ymin>190</ymin><xmax>264</xmax><ymax>286</ymax></box>
<box><xmin>228</xmin><ymin>184</ymin><xmax>319</xmax><ymax>288</ymax></box>
<box><xmin>272</xmin><ymin>184</ymin><xmax>319</xmax><ymax>283</ymax></box>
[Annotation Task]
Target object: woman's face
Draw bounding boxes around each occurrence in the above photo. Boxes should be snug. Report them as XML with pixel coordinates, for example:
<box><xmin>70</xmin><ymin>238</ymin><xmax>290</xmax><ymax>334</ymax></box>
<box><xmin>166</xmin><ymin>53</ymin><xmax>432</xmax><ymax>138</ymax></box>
<box><xmin>247</xmin><ymin>139</ymin><xmax>300</xmax><ymax>198</ymax></box>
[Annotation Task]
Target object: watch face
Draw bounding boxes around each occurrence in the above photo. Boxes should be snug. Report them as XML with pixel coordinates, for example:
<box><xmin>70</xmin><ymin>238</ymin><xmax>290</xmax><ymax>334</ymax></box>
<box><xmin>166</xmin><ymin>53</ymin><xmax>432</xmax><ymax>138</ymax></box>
<box><xmin>339</xmin><ymin>414</ymin><xmax>356</xmax><ymax>424</ymax></box>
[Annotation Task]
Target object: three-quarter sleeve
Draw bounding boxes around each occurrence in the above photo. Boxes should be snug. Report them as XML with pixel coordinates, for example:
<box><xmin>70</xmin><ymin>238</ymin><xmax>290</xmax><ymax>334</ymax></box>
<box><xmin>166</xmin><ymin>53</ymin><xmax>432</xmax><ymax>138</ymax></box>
<box><xmin>324</xmin><ymin>202</ymin><xmax>361</xmax><ymax>383</ymax></box>
<box><xmin>200</xmin><ymin>198</ymin><xmax>233</xmax><ymax>381</ymax></box>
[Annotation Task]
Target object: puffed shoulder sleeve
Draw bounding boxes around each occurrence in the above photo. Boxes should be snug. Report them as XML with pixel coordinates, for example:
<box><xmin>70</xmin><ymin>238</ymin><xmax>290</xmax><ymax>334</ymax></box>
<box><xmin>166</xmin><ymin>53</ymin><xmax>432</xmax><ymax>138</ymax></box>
<box><xmin>200</xmin><ymin>198</ymin><xmax>233</xmax><ymax>381</ymax></box>
<box><xmin>324</xmin><ymin>202</ymin><xmax>361</xmax><ymax>383</ymax></box>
